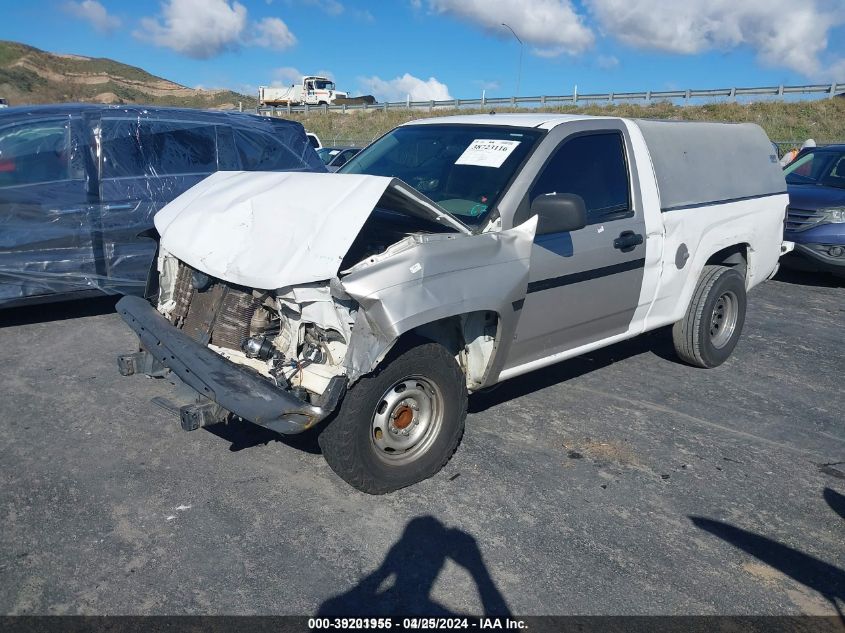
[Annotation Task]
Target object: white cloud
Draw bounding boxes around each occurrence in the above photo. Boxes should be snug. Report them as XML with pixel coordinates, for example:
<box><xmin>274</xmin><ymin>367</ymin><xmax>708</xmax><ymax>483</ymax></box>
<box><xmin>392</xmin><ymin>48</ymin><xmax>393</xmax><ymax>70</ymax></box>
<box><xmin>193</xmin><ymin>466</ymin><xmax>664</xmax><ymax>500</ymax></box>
<box><xmin>299</xmin><ymin>0</ymin><xmax>344</xmax><ymax>16</ymax></box>
<box><xmin>64</xmin><ymin>0</ymin><xmax>121</xmax><ymax>34</ymax></box>
<box><xmin>423</xmin><ymin>0</ymin><xmax>594</xmax><ymax>56</ymax></box>
<box><xmin>273</xmin><ymin>66</ymin><xmax>303</xmax><ymax>86</ymax></box>
<box><xmin>285</xmin><ymin>0</ymin><xmax>372</xmax><ymax>20</ymax></box>
<box><xmin>271</xmin><ymin>67</ymin><xmax>335</xmax><ymax>86</ymax></box>
<box><xmin>136</xmin><ymin>0</ymin><xmax>296</xmax><ymax>59</ymax></box>
<box><xmin>596</xmin><ymin>54</ymin><xmax>619</xmax><ymax>70</ymax></box>
<box><xmin>828</xmin><ymin>59</ymin><xmax>845</xmax><ymax>81</ymax></box>
<box><xmin>473</xmin><ymin>79</ymin><xmax>501</xmax><ymax>91</ymax></box>
<box><xmin>586</xmin><ymin>0</ymin><xmax>845</xmax><ymax>78</ymax></box>
<box><xmin>252</xmin><ymin>17</ymin><xmax>297</xmax><ymax>50</ymax></box>
<box><xmin>359</xmin><ymin>73</ymin><xmax>452</xmax><ymax>102</ymax></box>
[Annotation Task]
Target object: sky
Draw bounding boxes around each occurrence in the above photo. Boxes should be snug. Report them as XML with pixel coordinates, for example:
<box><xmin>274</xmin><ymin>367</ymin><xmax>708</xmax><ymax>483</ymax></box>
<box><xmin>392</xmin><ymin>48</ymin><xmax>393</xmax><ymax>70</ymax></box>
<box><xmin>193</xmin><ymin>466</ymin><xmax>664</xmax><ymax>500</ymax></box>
<box><xmin>2</xmin><ymin>0</ymin><xmax>845</xmax><ymax>102</ymax></box>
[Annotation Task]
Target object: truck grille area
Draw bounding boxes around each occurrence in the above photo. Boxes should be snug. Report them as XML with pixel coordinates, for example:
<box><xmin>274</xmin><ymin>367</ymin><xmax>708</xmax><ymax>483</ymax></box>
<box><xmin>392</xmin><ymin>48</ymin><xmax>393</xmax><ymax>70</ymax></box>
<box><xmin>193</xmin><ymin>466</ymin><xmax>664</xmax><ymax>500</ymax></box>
<box><xmin>786</xmin><ymin>208</ymin><xmax>824</xmax><ymax>232</ymax></box>
<box><xmin>167</xmin><ymin>262</ymin><xmax>261</xmax><ymax>351</ymax></box>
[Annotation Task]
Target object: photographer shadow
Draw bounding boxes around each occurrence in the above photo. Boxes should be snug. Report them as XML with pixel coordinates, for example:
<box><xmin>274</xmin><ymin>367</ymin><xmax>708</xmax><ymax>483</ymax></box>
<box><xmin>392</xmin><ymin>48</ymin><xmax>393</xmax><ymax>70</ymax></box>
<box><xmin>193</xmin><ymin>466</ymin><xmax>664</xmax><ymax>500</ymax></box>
<box><xmin>317</xmin><ymin>515</ymin><xmax>512</xmax><ymax>617</ymax></box>
<box><xmin>691</xmin><ymin>487</ymin><xmax>845</xmax><ymax>620</ymax></box>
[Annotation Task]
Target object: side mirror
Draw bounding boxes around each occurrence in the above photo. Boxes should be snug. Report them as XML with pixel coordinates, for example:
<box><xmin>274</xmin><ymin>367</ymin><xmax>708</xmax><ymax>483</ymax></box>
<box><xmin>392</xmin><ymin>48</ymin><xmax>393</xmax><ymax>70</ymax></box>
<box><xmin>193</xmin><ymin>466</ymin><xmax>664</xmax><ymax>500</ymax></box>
<box><xmin>531</xmin><ymin>193</ymin><xmax>588</xmax><ymax>235</ymax></box>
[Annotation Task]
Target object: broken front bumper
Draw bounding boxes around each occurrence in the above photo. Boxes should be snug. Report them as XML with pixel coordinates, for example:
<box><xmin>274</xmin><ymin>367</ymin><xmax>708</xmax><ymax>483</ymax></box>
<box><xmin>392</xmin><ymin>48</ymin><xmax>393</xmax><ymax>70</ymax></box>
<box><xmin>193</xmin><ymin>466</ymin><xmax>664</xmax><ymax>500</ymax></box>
<box><xmin>115</xmin><ymin>295</ymin><xmax>346</xmax><ymax>434</ymax></box>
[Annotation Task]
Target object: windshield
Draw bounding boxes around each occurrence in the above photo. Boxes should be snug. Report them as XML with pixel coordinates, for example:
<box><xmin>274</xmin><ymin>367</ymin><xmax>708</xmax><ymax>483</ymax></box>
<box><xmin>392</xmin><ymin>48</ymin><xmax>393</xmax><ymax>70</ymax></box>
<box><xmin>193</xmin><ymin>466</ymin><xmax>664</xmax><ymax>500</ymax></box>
<box><xmin>784</xmin><ymin>149</ymin><xmax>845</xmax><ymax>189</ymax></box>
<box><xmin>314</xmin><ymin>80</ymin><xmax>335</xmax><ymax>91</ymax></box>
<box><xmin>340</xmin><ymin>124</ymin><xmax>543</xmax><ymax>225</ymax></box>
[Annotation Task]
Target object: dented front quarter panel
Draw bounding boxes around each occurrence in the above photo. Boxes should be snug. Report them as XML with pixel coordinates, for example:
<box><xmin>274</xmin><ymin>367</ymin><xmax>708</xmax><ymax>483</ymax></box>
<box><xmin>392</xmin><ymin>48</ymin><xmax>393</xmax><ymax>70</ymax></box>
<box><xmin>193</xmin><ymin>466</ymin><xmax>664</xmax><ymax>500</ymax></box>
<box><xmin>341</xmin><ymin>217</ymin><xmax>538</xmax><ymax>385</ymax></box>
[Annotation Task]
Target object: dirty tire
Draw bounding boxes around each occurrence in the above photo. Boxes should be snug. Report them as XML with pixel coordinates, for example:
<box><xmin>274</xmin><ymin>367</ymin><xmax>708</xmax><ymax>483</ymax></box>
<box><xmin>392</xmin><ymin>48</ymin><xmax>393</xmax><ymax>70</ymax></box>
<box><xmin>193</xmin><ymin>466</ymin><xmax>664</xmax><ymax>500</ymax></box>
<box><xmin>318</xmin><ymin>341</ymin><xmax>467</xmax><ymax>494</ymax></box>
<box><xmin>672</xmin><ymin>265</ymin><xmax>747</xmax><ymax>368</ymax></box>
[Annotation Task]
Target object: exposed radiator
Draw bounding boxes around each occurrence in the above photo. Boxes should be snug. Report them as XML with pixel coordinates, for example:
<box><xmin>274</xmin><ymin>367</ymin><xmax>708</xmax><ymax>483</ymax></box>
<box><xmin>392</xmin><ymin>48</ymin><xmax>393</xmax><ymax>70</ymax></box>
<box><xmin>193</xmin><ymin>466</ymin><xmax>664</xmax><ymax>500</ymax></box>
<box><xmin>214</xmin><ymin>288</ymin><xmax>260</xmax><ymax>350</ymax></box>
<box><xmin>167</xmin><ymin>261</ymin><xmax>260</xmax><ymax>351</ymax></box>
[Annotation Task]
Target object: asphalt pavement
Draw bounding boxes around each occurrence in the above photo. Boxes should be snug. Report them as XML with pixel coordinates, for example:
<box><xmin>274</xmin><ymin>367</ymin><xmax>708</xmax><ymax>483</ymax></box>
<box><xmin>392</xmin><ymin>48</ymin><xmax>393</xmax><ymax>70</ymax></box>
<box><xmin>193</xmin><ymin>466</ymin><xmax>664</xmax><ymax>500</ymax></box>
<box><xmin>0</xmin><ymin>269</ymin><xmax>843</xmax><ymax>616</ymax></box>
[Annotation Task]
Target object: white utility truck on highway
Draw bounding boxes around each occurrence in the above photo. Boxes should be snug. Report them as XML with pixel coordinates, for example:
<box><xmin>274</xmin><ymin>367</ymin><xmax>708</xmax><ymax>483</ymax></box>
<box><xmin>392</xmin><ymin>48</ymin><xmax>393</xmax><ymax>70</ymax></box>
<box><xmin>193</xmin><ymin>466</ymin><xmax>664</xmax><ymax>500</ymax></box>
<box><xmin>258</xmin><ymin>76</ymin><xmax>347</xmax><ymax>107</ymax></box>
<box><xmin>117</xmin><ymin>113</ymin><xmax>790</xmax><ymax>494</ymax></box>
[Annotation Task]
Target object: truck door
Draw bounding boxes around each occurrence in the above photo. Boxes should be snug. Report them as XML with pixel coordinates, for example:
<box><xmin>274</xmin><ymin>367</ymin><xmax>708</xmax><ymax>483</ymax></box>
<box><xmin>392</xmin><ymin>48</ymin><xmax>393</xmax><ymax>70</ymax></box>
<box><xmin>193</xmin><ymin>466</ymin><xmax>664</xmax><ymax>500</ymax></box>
<box><xmin>305</xmin><ymin>80</ymin><xmax>317</xmax><ymax>105</ymax></box>
<box><xmin>505</xmin><ymin>126</ymin><xmax>647</xmax><ymax>369</ymax></box>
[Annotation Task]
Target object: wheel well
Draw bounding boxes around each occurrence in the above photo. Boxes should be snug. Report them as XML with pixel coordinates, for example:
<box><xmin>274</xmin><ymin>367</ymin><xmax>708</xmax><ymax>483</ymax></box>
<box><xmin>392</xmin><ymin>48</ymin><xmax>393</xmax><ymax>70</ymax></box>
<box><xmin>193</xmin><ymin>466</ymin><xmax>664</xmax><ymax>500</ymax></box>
<box><xmin>705</xmin><ymin>244</ymin><xmax>748</xmax><ymax>275</ymax></box>
<box><xmin>403</xmin><ymin>311</ymin><xmax>500</xmax><ymax>390</ymax></box>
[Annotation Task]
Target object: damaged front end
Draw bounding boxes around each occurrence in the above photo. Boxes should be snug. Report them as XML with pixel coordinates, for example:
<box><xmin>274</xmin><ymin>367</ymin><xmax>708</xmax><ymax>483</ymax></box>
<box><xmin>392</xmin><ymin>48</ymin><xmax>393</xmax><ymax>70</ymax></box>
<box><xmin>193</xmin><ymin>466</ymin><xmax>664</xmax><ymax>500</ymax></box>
<box><xmin>117</xmin><ymin>171</ymin><xmax>535</xmax><ymax>435</ymax></box>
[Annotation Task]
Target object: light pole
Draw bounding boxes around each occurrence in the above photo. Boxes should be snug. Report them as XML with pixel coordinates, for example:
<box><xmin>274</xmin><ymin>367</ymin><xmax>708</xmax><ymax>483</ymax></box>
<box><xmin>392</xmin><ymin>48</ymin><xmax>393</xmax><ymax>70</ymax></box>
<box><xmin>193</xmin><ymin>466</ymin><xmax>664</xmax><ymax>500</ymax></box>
<box><xmin>501</xmin><ymin>22</ymin><xmax>523</xmax><ymax>99</ymax></box>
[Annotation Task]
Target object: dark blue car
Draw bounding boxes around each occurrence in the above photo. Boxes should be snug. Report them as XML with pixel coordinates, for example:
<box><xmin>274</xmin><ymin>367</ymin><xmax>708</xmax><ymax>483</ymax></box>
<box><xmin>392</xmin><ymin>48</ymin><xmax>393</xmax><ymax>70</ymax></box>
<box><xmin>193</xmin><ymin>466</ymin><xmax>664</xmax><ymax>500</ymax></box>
<box><xmin>783</xmin><ymin>144</ymin><xmax>845</xmax><ymax>278</ymax></box>
<box><xmin>0</xmin><ymin>104</ymin><xmax>324</xmax><ymax>308</ymax></box>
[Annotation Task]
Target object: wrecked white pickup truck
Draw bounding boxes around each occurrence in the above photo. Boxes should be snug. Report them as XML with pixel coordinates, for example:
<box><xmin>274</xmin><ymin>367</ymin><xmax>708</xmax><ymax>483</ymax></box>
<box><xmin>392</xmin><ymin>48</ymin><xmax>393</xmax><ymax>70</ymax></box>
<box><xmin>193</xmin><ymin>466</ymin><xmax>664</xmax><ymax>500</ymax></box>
<box><xmin>116</xmin><ymin>113</ymin><xmax>788</xmax><ymax>493</ymax></box>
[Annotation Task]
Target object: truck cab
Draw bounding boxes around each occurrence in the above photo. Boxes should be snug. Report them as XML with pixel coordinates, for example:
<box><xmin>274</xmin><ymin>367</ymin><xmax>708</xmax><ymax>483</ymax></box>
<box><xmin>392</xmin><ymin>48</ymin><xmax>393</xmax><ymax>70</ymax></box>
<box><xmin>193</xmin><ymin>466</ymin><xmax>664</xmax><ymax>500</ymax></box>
<box><xmin>303</xmin><ymin>76</ymin><xmax>347</xmax><ymax>106</ymax></box>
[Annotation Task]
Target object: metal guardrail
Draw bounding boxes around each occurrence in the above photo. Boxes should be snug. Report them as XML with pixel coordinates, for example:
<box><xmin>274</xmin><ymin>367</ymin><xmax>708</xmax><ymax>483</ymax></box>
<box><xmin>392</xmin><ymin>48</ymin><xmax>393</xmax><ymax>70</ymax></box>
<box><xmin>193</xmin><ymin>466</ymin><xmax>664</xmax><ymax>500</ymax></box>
<box><xmin>257</xmin><ymin>82</ymin><xmax>843</xmax><ymax>116</ymax></box>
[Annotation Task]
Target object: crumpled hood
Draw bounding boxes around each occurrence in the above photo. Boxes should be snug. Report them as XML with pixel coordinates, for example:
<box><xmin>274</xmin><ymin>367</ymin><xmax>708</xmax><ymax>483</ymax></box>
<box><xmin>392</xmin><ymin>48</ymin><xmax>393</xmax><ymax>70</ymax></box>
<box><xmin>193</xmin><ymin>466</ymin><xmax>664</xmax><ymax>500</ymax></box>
<box><xmin>155</xmin><ymin>171</ymin><xmax>463</xmax><ymax>290</ymax></box>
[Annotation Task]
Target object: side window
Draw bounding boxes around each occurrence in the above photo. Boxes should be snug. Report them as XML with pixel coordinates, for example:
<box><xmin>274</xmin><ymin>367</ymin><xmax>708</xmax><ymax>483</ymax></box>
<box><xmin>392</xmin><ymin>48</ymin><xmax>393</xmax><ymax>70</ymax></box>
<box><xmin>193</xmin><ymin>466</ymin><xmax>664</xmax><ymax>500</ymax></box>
<box><xmin>530</xmin><ymin>132</ymin><xmax>631</xmax><ymax>224</ymax></box>
<box><xmin>0</xmin><ymin>119</ymin><xmax>75</xmax><ymax>187</ymax></box>
<box><xmin>100</xmin><ymin>119</ymin><xmax>218</xmax><ymax>178</ymax></box>
<box><xmin>234</xmin><ymin>127</ymin><xmax>306</xmax><ymax>171</ymax></box>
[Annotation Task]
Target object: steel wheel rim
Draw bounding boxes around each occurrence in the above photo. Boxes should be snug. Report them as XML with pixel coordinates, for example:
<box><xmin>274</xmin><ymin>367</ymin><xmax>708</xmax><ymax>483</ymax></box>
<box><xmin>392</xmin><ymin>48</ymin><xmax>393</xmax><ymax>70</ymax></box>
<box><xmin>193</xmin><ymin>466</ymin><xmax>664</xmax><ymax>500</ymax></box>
<box><xmin>709</xmin><ymin>290</ymin><xmax>738</xmax><ymax>349</ymax></box>
<box><xmin>370</xmin><ymin>375</ymin><xmax>444</xmax><ymax>465</ymax></box>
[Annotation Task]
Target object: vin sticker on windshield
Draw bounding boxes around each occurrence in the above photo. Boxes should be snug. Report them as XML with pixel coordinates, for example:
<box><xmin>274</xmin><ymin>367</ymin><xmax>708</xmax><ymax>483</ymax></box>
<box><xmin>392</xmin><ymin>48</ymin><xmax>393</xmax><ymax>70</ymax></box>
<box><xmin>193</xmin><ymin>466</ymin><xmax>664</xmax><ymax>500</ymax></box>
<box><xmin>455</xmin><ymin>139</ymin><xmax>521</xmax><ymax>168</ymax></box>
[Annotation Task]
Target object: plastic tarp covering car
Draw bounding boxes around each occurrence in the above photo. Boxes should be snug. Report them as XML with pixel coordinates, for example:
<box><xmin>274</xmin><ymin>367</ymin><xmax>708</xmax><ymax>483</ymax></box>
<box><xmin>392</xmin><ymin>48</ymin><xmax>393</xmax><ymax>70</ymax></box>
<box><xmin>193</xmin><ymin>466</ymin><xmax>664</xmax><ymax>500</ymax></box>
<box><xmin>0</xmin><ymin>105</ymin><xmax>324</xmax><ymax>307</ymax></box>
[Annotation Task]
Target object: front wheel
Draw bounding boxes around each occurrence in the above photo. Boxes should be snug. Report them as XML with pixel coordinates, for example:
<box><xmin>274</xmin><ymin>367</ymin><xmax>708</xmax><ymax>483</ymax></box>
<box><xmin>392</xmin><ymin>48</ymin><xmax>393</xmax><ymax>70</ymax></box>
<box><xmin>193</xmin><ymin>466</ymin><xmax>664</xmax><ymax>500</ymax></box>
<box><xmin>672</xmin><ymin>265</ymin><xmax>747</xmax><ymax>368</ymax></box>
<box><xmin>318</xmin><ymin>341</ymin><xmax>467</xmax><ymax>494</ymax></box>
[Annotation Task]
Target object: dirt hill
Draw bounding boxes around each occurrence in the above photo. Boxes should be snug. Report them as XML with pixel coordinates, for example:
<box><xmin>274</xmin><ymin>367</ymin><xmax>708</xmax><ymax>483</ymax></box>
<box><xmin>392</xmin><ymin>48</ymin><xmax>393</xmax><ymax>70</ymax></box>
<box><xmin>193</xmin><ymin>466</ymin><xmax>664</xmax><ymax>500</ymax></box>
<box><xmin>0</xmin><ymin>40</ymin><xmax>256</xmax><ymax>109</ymax></box>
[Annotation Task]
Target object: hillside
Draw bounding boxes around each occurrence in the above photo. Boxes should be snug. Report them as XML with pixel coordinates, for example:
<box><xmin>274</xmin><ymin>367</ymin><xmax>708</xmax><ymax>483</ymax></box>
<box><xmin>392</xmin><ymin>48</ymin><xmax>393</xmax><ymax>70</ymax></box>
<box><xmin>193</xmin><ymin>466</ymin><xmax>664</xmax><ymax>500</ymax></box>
<box><xmin>289</xmin><ymin>98</ymin><xmax>845</xmax><ymax>147</ymax></box>
<box><xmin>0</xmin><ymin>41</ymin><xmax>256</xmax><ymax>109</ymax></box>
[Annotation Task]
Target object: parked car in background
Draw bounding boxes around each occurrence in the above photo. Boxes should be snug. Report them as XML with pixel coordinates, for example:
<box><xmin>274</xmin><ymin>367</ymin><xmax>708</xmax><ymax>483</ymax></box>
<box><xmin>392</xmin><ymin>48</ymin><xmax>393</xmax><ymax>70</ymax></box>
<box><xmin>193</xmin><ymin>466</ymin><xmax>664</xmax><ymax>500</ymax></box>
<box><xmin>0</xmin><ymin>104</ymin><xmax>324</xmax><ymax>308</ymax></box>
<box><xmin>316</xmin><ymin>146</ymin><xmax>357</xmax><ymax>164</ymax></box>
<box><xmin>324</xmin><ymin>147</ymin><xmax>362</xmax><ymax>171</ymax></box>
<box><xmin>782</xmin><ymin>144</ymin><xmax>845</xmax><ymax>278</ymax></box>
<box><xmin>306</xmin><ymin>132</ymin><xmax>322</xmax><ymax>149</ymax></box>
<box><xmin>316</xmin><ymin>147</ymin><xmax>337</xmax><ymax>163</ymax></box>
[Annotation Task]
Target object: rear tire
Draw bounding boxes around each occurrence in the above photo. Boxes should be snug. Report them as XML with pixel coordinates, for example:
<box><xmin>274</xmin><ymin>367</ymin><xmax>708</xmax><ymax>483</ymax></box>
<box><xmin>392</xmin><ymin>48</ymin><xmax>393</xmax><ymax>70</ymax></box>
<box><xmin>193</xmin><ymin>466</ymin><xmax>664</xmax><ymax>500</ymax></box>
<box><xmin>672</xmin><ymin>265</ymin><xmax>747</xmax><ymax>368</ymax></box>
<box><xmin>318</xmin><ymin>341</ymin><xmax>467</xmax><ymax>494</ymax></box>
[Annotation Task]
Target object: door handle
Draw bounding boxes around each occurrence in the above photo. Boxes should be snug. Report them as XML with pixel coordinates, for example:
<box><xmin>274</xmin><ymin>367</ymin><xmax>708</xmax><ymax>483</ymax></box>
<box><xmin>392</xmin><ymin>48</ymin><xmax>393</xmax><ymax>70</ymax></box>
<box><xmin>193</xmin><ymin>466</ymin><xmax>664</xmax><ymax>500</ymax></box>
<box><xmin>613</xmin><ymin>230</ymin><xmax>643</xmax><ymax>252</ymax></box>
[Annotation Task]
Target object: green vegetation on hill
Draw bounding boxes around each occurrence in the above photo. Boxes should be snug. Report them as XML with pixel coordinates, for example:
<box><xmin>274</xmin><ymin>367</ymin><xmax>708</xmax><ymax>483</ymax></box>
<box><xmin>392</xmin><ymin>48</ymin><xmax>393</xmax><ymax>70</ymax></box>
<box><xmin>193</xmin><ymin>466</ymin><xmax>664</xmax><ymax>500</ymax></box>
<box><xmin>288</xmin><ymin>98</ymin><xmax>845</xmax><ymax>146</ymax></box>
<box><xmin>0</xmin><ymin>40</ymin><xmax>256</xmax><ymax>109</ymax></box>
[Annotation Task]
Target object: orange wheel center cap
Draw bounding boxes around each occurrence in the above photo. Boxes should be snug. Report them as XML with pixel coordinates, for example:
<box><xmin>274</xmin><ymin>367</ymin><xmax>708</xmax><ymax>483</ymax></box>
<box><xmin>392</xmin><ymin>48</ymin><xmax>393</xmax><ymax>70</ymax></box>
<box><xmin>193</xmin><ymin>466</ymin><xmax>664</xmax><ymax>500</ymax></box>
<box><xmin>393</xmin><ymin>406</ymin><xmax>414</xmax><ymax>430</ymax></box>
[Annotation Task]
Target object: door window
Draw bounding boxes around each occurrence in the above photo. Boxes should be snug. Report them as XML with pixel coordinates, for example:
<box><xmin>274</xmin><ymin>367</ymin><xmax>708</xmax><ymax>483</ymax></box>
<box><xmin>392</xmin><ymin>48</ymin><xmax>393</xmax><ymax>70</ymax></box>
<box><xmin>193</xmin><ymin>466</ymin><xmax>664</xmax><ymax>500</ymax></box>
<box><xmin>234</xmin><ymin>128</ymin><xmax>310</xmax><ymax>171</ymax></box>
<box><xmin>530</xmin><ymin>132</ymin><xmax>632</xmax><ymax>224</ymax></box>
<box><xmin>100</xmin><ymin>119</ymin><xmax>218</xmax><ymax>178</ymax></box>
<box><xmin>0</xmin><ymin>119</ymin><xmax>76</xmax><ymax>187</ymax></box>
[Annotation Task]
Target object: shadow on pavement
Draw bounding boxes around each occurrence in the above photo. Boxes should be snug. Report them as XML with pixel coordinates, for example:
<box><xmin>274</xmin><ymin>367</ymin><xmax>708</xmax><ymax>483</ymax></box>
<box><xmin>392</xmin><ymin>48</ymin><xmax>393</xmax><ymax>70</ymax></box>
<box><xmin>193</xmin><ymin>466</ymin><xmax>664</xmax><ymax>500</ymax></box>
<box><xmin>205</xmin><ymin>419</ymin><xmax>323</xmax><ymax>455</ymax></box>
<box><xmin>470</xmin><ymin>326</ymin><xmax>677</xmax><ymax>414</ymax></box>
<box><xmin>317</xmin><ymin>515</ymin><xmax>511</xmax><ymax>617</ymax></box>
<box><xmin>691</xmin><ymin>487</ymin><xmax>845</xmax><ymax>619</ymax></box>
<box><xmin>0</xmin><ymin>295</ymin><xmax>119</xmax><ymax>328</ymax></box>
<box><xmin>774</xmin><ymin>266</ymin><xmax>844</xmax><ymax>289</ymax></box>
<box><xmin>823</xmin><ymin>487</ymin><xmax>845</xmax><ymax>522</ymax></box>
